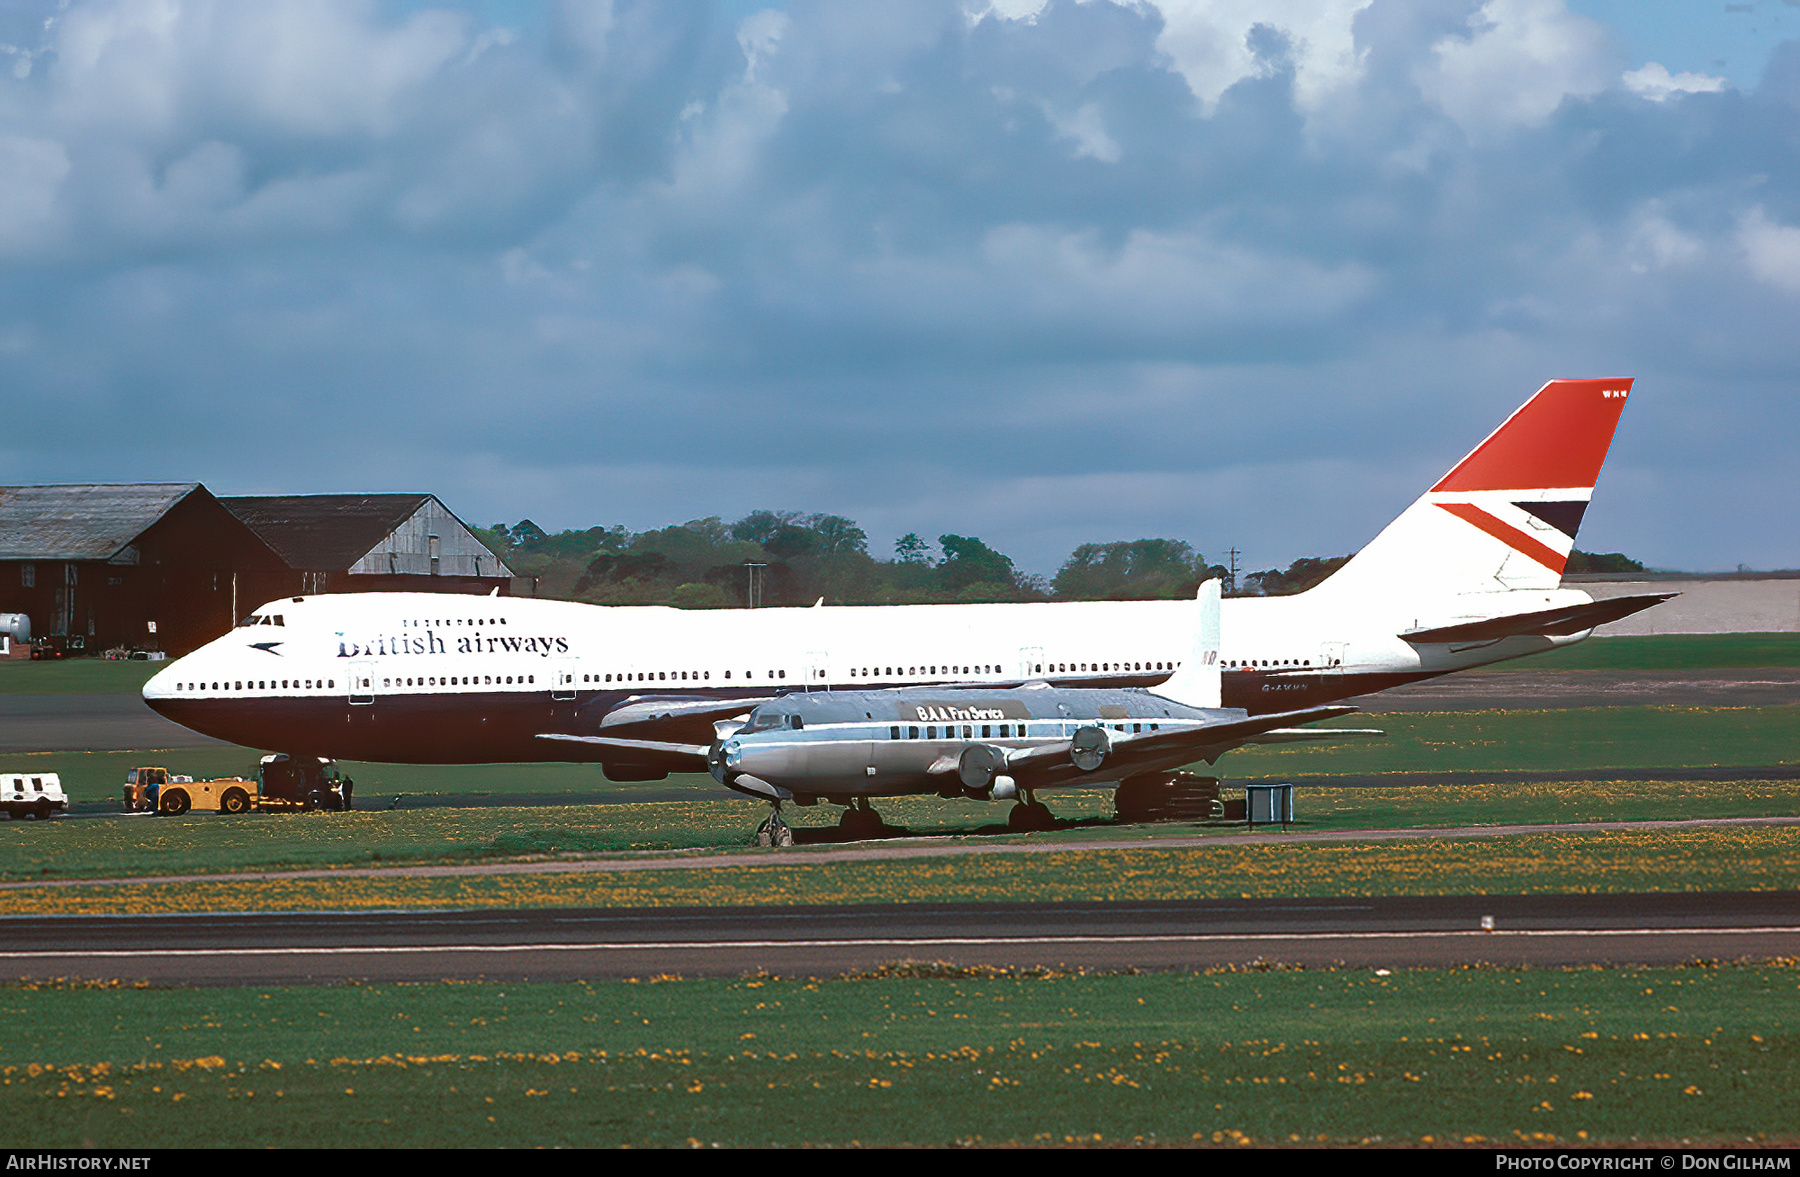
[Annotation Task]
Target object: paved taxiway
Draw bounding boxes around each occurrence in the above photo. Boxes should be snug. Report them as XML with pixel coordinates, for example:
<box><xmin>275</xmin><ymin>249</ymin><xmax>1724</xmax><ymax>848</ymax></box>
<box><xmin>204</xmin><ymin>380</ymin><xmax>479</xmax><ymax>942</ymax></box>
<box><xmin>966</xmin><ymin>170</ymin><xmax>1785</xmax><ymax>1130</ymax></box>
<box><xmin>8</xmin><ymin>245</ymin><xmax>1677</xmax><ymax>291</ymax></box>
<box><xmin>3</xmin><ymin>894</ymin><xmax>1797</xmax><ymax>984</ymax></box>
<box><xmin>0</xmin><ymin>693</ymin><xmax>228</xmax><ymax>752</ymax></box>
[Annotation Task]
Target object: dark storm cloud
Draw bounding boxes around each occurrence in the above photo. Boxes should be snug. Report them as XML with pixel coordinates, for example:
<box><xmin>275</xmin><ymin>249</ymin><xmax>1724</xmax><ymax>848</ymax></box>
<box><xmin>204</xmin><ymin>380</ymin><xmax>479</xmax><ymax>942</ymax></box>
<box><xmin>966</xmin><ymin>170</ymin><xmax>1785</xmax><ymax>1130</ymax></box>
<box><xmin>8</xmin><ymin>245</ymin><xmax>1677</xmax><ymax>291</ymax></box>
<box><xmin>0</xmin><ymin>0</ymin><xmax>1795</xmax><ymax>572</ymax></box>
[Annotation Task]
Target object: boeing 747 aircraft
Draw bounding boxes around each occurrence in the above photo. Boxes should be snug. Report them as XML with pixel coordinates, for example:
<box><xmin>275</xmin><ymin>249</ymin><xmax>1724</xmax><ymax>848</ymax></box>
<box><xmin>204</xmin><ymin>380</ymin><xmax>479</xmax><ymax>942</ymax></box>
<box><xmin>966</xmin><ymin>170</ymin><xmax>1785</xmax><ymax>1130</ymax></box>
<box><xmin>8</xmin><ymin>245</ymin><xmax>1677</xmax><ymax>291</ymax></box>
<box><xmin>143</xmin><ymin>378</ymin><xmax>1669</xmax><ymax>798</ymax></box>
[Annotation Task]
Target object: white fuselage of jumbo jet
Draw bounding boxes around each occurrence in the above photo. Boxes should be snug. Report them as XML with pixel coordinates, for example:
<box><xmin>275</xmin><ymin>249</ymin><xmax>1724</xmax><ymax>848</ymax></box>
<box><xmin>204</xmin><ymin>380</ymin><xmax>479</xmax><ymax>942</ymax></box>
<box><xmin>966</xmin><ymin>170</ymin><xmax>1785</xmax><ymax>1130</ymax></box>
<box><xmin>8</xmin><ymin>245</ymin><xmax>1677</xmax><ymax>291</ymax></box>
<box><xmin>140</xmin><ymin>583</ymin><xmax>1596</xmax><ymax>771</ymax></box>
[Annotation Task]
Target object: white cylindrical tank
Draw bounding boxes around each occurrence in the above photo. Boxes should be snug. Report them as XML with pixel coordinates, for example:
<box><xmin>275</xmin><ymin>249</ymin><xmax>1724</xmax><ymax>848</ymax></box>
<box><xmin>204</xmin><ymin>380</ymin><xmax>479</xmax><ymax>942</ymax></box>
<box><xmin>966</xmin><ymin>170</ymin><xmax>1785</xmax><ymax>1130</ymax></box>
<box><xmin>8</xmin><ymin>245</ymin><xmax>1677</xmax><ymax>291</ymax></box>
<box><xmin>0</xmin><ymin>614</ymin><xmax>29</xmax><ymax>642</ymax></box>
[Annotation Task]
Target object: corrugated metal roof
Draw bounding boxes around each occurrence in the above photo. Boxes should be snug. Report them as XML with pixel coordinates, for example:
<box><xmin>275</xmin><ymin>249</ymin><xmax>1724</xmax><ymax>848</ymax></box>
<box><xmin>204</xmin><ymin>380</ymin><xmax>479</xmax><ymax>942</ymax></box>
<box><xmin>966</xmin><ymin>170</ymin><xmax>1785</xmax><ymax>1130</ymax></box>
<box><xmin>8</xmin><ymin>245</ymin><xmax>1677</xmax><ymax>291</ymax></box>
<box><xmin>222</xmin><ymin>494</ymin><xmax>437</xmax><ymax>571</ymax></box>
<box><xmin>0</xmin><ymin>484</ymin><xmax>201</xmax><ymax>561</ymax></box>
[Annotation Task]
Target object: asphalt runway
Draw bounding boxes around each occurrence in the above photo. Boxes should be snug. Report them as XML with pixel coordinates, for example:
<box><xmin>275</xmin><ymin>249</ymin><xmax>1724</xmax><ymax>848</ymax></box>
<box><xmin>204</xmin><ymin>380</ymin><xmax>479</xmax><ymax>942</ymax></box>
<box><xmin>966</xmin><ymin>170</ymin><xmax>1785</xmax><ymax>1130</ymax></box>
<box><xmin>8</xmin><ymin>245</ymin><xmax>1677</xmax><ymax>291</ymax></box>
<box><xmin>0</xmin><ymin>693</ymin><xmax>229</xmax><ymax>752</ymax></box>
<box><xmin>3</xmin><ymin>893</ymin><xmax>1797</xmax><ymax>985</ymax></box>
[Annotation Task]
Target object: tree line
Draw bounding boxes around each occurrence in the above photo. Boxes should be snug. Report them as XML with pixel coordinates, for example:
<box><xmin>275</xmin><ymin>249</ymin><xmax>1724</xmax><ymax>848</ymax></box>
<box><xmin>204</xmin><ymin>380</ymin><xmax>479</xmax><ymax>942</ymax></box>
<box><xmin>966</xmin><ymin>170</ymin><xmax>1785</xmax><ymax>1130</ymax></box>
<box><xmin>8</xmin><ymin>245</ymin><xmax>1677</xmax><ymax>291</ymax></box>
<box><xmin>473</xmin><ymin>511</ymin><xmax>1363</xmax><ymax>608</ymax></box>
<box><xmin>475</xmin><ymin>511</ymin><xmax>1647</xmax><ymax>608</ymax></box>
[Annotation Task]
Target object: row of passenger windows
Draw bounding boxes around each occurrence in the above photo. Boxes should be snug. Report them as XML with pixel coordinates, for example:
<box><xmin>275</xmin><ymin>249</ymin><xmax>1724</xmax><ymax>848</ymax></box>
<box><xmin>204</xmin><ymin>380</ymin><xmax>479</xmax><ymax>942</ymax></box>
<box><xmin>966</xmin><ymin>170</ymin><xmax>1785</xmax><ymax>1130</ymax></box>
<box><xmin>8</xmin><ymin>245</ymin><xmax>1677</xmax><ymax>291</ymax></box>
<box><xmin>578</xmin><ymin>660</ymin><xmax>1184</xmax><ymax>685</ymax></box>
<box><xmin>584</xmin><ymin>662</ymin><xmax>1183</xmax><ymax>685</ymax></box>
<box><xmin>583</xmin><ymin>670</ymin><xmax>788</xmax><ymax>683</ymax></box>
<box><xmin>852</xmin><ymin>662</ymin><xmax>1175</xmax><ymax>677</ymax></box>
<box><xmin>174</xmin><ymin>676</ymin><xmax>544</xmax><ymax>692</ymax></box>
<box><xmin>402</xmin><ymin>618</ymin><xmax>507</xmax><ymax>627</ymax></box>
<box><xmin>175</xmin><ymin>658</ymin><xmax>1324</xmax><ymax>697</ymax></box>
<box><xmin>851</xmin><ymin>665</ymin><xmax>1000</xmax><ymax>677</ymax></box>
<box><xmin>176</xmin><ymin>679</ymin><xmax>335</xmax><ymax>691</ymax></box>
<box><xmin>388</xmin><ymin>675</ymin><xmax>533</xmax><ymax>687</ymax></box>
<box><xmin>1026</xmin><ymin>662</ymin><xmax>1172</xmax><ymax>674</ymax></box>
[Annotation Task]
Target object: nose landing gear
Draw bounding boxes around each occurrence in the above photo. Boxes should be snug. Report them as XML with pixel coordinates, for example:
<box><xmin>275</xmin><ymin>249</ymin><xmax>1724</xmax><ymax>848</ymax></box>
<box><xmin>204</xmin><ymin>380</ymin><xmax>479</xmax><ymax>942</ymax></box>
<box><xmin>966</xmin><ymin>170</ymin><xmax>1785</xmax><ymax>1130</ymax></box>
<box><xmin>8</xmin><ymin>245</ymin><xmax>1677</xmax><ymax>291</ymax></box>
<box><xmin>754</xmin><ymin>807</ymin><xmax>794</xmax><ymax>847</ymax></box>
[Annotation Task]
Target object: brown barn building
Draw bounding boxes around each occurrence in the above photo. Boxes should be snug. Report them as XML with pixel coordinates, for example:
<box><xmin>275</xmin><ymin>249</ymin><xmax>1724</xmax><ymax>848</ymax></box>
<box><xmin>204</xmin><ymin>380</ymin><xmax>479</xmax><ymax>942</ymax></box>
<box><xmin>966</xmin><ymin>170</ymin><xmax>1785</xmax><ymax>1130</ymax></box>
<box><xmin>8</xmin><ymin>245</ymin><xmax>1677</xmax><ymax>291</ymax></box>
<box><xmin>221</xmin><ymin>494</ymin><xmax>512</xmax><ymax>597</ymax></box>
<box><xmin>0</xmin><ymin>484</ymin><xmax>290</xmax><ymax>656</ymax></box>
<box><xmin>0</xmin><ymin>485</ymin><xmax>513</xmax><ymax>657</ymax></box>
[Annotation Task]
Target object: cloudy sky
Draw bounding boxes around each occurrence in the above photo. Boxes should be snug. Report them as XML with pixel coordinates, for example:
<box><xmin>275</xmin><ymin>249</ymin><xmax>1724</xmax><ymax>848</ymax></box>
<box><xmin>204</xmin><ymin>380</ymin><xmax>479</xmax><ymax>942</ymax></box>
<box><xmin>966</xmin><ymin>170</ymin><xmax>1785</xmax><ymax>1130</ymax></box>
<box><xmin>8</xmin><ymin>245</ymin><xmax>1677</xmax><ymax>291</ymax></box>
<box><xmin>2</xmin><ymin>0</ymin><xmax>1796</xmax><ymax>575</ymax></box>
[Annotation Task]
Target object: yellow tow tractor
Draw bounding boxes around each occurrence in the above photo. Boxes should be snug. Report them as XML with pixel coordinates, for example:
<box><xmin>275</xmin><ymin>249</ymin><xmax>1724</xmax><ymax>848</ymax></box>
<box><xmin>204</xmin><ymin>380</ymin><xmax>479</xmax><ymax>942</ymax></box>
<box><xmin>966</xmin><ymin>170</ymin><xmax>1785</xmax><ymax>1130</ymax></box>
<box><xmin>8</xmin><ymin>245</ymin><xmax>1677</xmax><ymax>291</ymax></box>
<box><xmin>123</xmin><ymin>766</ymin><xmax>259</xmax><ymax>816</ymax></box>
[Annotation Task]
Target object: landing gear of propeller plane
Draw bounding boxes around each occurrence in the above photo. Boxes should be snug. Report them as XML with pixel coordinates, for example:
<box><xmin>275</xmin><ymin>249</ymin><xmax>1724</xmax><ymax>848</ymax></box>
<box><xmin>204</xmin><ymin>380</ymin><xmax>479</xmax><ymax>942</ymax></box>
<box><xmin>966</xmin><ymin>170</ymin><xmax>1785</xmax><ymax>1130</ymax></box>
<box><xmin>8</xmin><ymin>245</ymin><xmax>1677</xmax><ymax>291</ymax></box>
<box><xmin>837</xmin><ymin>799</ymin><xmax>888</xmax><ymax>840</ymax></box>
<box><xmin>1007</xmin><ymin>797</ymin><xmax>1055</xmax><ymax>832</ymax></box>
<box><xmin>754</xmin><ymin>808</ymin><xmax>794</xmax><ymax>848</ymax></box>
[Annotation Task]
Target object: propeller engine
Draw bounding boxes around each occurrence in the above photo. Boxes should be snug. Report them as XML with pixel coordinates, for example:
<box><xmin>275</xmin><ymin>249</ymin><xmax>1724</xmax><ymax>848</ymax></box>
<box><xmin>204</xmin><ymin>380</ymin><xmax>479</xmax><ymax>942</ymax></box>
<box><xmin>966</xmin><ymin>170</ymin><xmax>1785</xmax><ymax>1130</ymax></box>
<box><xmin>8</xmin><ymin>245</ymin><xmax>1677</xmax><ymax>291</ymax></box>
<box><xmin>1070</xmin><ymin>724</ymin><xmax>1111</xmax><ymax>772</ymax></box>
<box><xmin>957</xmin><ymin>744</ymin><xmax>1008</xmax><ymax>791</ymax></box>
<box><xmin>707</xmin><ymin>738</ymin><xmax>737</xmax><ymax>784</ymax></box>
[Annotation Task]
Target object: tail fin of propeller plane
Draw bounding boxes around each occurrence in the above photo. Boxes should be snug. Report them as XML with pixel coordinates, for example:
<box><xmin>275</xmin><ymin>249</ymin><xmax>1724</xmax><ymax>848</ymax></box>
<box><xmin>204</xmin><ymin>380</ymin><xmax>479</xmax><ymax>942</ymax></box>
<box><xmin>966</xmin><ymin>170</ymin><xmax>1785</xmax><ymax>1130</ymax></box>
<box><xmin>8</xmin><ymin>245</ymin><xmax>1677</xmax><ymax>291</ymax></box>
<box><xmin>1152</xmin><ymin>578</ymin><xmax>1223</xmax><ymax>708</ymax></box>
<box><xmin>1313</xmin><ymin>378</ymin><xmax>1634</xmax><ymax>599</ymax></box>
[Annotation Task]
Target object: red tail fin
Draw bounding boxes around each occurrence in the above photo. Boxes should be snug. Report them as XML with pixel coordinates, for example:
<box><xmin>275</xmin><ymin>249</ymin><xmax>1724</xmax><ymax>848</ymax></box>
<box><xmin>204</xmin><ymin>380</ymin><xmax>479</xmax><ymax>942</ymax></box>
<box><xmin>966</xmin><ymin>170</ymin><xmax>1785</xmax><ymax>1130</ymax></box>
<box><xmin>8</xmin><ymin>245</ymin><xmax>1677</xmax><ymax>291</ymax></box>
<box><xmin>1313</xmin><ymin>378</ymin><xmax>1635</xmax><ymax>599</ymax></box>
<box><xmin>1433</xmin><ymin>378</ymin><xmax>1633</xmax><ymax>493</ymax></box>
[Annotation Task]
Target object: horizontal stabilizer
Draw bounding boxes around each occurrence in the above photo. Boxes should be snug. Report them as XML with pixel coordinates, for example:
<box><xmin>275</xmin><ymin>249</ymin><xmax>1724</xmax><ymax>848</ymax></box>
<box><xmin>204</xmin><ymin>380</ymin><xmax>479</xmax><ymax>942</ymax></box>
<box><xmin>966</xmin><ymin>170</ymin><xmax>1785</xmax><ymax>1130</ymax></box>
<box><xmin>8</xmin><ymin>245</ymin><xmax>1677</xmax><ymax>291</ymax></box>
<box><xmin>1400</xmin><ymin>593</ymin><xmax>1676</xmax><ymax>645</ymax></box>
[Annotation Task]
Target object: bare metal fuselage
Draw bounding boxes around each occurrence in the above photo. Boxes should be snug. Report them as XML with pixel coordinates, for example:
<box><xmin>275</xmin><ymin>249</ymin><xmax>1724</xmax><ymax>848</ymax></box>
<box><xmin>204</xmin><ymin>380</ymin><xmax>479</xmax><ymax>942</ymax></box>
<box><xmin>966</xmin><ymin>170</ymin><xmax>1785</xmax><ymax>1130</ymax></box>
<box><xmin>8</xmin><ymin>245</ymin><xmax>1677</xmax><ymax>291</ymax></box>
<box><xmin>712</xmin><ymin>684</ymin><xmax>1343</xmax><ymax>802</ymax></box>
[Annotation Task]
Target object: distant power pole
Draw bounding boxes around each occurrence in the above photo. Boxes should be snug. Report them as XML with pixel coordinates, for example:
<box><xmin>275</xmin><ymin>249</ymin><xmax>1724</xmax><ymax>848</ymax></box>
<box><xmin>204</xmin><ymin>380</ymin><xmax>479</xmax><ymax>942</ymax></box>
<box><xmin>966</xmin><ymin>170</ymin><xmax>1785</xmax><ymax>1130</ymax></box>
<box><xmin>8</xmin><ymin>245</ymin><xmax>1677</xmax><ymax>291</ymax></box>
<box><xmin>1226</xmin><ymin>548</ymin><xmax>1240</xmax><ymax>595</ymax></box>
<box><xmin>745</xmin><ymin>562</ymin><xmax>767</xmax><ymax>609</ymax></box>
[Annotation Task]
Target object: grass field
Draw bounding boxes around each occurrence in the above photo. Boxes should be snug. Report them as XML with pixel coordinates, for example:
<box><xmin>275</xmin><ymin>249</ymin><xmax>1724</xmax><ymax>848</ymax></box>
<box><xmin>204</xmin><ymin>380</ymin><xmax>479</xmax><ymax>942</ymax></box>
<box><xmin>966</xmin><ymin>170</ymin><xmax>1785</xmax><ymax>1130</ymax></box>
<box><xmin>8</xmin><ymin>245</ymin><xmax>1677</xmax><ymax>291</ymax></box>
<box><xmin>0</xmin><ymin>659</ymin><xmax>164</xmax><ymax>695</ymax></box>
<box><xmin>6</xmin><ymin>777</ymin><xmax>1800</xmax><ymax>885</ymax></box>
<box><xmin>2</xmin><ymin>964</ymin><xmax>1793</xmax><ymax>1147</ymax></box>
<box><xmin>6</xmin><ymin>821</ymin><xmax>1799</xmax><ymax>915</ymax></box>
<box><xmin>1227</xmin><ymin>705</ymin><xmax>1800</xmax><ymax>776</ymax></box>
<box><xmin>1496</xmin><ymin>632</ymin><xmax>1800</xmax><ymax>671</ymax></box>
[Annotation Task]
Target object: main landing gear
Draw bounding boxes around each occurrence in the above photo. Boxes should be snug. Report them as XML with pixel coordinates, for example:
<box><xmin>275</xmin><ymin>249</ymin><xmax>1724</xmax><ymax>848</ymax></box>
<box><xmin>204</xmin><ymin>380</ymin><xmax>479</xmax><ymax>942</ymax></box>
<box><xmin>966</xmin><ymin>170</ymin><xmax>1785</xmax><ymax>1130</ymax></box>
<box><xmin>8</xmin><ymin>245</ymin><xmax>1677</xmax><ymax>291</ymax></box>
<box><xmin>1007</xmin><ymin>793</ymin><xmax>1055</xmax><ymax>832</ymax></box>
<box><xmin>837</xmin><ymin>798</ymin><xmax>888</xmax><ymax>841</ymax></box>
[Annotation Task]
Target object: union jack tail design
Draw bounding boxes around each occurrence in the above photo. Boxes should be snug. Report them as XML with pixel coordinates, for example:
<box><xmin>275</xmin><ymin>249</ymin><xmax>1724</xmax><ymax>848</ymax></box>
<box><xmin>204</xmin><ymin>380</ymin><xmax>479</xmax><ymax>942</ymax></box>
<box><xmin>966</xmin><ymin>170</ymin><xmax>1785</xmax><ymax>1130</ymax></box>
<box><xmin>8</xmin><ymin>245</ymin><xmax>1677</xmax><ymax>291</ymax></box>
<box><xmin>1316</xmin><ymin>379</ymin><xmax>1634</xmax><ymax>600</ymax></box>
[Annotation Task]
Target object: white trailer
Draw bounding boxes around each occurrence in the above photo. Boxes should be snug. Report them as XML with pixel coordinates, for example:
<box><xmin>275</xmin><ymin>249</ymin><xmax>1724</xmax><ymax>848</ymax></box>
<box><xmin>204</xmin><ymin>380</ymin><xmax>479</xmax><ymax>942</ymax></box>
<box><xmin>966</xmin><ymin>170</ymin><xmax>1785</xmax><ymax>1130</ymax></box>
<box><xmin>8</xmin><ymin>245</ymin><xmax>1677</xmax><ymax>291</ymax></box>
<box><xmin>2</xmin><ymin>773</ymin><xmax>66</xmax><ymax>820</ymax></box>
